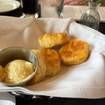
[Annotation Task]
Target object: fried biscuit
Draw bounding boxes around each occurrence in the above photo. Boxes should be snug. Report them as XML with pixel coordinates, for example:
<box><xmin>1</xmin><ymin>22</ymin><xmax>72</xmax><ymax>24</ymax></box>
<box><xmin>0</xmin><ymin>65</ymin><xmax>5</xmax><ymax>81</ymax></box>
<box><xmin>59</xmin><ymin>39</ymin><xmax>90</xmax><ymax>65</ymax></box>
<box><xmin>28</xmin><ymin>49</ymin><xmax>46</xmax><ymax>85</ymax></box>
<box><xmin>42</xmin><ymin>49</ymin><xmax>61</xmax><ymax>76</ymax></box>
<box><xmin>38</xmin><ymin>33</ymin><xmax>70</xmax><ymax>48</ymax></box>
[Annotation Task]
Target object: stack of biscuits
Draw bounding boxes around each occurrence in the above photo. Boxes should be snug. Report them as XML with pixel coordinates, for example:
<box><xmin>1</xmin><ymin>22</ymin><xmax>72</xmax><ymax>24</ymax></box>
<box><xmin>28</xmin><ymin>32</ymin><xmax>90</xmax><ymax>85</ymax></box>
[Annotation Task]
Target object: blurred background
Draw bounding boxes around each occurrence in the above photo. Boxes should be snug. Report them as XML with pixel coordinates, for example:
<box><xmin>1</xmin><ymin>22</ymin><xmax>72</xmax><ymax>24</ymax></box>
<box><xmin>39</xmin><ymin>0</ymin><xmax>105</xmax><ymax>6</ymax></box>
<box><xmin>0</xmin><ymin>0</ymin><xmax>105</xmax><ymax>18</ymax></box>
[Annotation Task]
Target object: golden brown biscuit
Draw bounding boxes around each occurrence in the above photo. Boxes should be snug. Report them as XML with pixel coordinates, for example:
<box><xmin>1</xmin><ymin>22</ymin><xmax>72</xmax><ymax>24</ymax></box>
<box><xmin>59</xmin><ymin>39</ymin><xmax>90</xmax><ymax>65</ymax></box>
<box><xmin>28</xmin><ymin>49</ymin><xmax>46</xmax><ymax>85</ymax></box>
<box><xmin>38</xmin><ymin>33</ymin><xmax>70</xmax><ymax>48</ymax></box>
<box><xmin>42</xmin><ymin>49</ymin><xmax>61</xmax><ymax>76</ymax></box>
<box><xmin>0</xmin><ymin>65</ymin><xmax>5</xmax><ymax>81</ymax></box>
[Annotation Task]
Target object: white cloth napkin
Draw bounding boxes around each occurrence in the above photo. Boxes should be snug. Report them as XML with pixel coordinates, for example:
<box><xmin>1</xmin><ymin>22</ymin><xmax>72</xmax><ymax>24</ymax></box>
<box><xmin>0</xmin><ymin>93</ymin><xmax>15</xmax><ymax>105</ymax></box>
<box><xmin>0</xmin><ymin>16</ymin><xmax>105</xmax><ymax>98</ymax></box>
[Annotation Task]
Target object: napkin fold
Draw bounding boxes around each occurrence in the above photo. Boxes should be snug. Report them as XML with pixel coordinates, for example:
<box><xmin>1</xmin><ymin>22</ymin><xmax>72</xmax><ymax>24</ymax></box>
<box><xmin>0</xmin><ymin>93</ymin><xmax>15</xmax><ymax>105</ymax></box>
<box><xmin>0</xmin><ymin>16</ymin><xmax>105</xmax><ymax>98</ymax></box>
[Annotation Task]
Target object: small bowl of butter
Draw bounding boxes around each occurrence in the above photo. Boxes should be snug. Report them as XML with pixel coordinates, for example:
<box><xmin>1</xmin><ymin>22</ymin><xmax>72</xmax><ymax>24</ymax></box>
<box><xmin>0</xmin><ymin>47</ymin><xmax>38</xmax><ymax>86</ymax></box>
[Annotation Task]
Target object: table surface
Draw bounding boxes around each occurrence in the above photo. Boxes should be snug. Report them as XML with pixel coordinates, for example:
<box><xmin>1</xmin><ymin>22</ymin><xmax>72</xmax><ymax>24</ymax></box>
<box><xmin>41</xmin><ymin>6</ymin><xmax>105</xmax><ymax>22</ymax></box>
<box><xmin>16</xmin><ymin>96</ymin><xmax>105</xmax><ymax>105</ymax></box>
<box><xmin>63</xmin><ymin>6</ymin><xmax>105</xmax><ymax>22</ymax></box>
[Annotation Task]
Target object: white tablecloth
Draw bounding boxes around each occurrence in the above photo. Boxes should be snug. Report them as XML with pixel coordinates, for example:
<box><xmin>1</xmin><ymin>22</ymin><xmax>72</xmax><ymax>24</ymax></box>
<box><xmin>0</xmin><ymin>93</ymin><xmax>15</xmax><ymax>105</ymax></box>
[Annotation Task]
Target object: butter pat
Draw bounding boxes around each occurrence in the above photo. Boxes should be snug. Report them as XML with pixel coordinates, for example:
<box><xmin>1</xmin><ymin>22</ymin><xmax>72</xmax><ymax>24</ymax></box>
<box><xmin>4</xmin><ymin>59</ymin><xmax>33</xmax><ymax>84</ymax></box>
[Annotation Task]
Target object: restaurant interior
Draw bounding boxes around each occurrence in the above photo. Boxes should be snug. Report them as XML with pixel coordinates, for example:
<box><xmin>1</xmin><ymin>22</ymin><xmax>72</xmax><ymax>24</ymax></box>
<box><xmin>0</xmin><ymin>0</ymin><xmax>105</xmax><ymax>105</ymax></box>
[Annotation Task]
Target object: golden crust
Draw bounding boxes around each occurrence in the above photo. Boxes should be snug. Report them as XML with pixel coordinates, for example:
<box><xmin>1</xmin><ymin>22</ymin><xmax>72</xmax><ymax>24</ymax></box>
<box><xmin>38</xmin><ymin>33</ymin><xmax>70</xmax><ymax>48</ymax></box>
<box><xmin>59</xmin><ymin>39</ymin><xmax>90</xmax><ymax>65</ymax></box>
<box><xmin>42</xmin><ymin>49</ymin><xmax>61</xmax><ymax>76</ymax></box>
<box><xmin>0</xmin><ymin>65</ymin><xmax>5</xmax><ymax>81</ymax></box>
<box><xmin>28</xmin><ymin>49</ymin><xmax>46</xmax><ymax>85</ymax></box>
